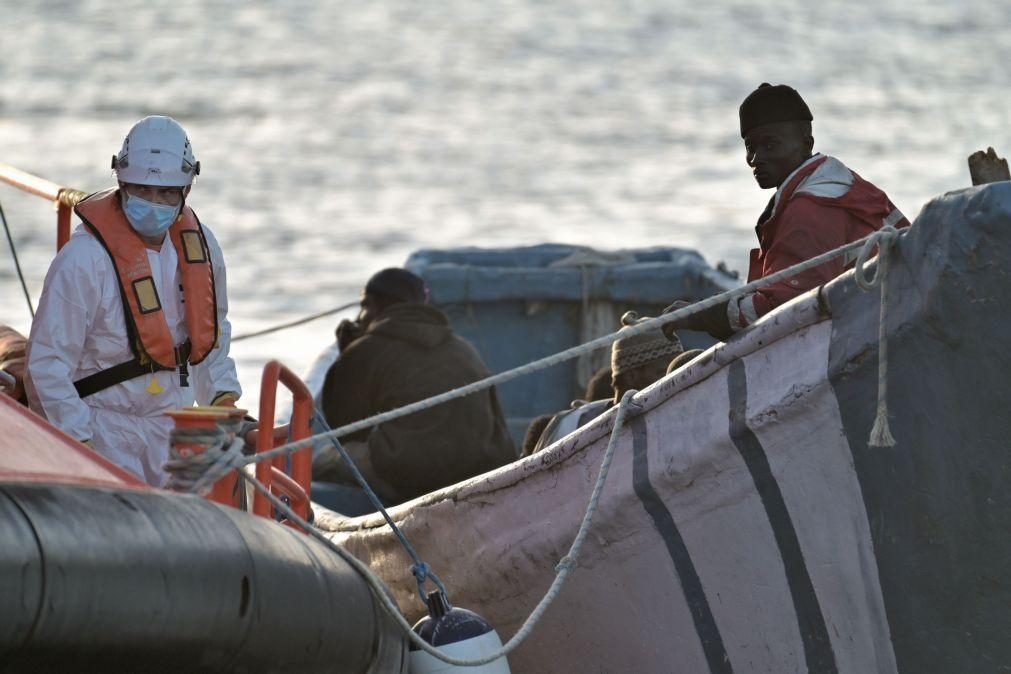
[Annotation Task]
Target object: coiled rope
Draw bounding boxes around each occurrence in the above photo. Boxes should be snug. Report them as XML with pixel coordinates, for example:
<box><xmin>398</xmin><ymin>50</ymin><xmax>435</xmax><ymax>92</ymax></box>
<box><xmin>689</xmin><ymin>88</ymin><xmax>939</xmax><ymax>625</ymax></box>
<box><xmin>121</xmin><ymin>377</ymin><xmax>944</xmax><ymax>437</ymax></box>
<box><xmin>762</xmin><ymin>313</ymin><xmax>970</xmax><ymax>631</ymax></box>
<box><xmin>164</xmin><ymin>414</ymin><xmax>248</xmax><ymax>493</ymax></box>
<box><xmin>235</xmin><ymin>390</ymin><xmax>639</xmax><ymax>668</ymax></box>
<box><xmin>245</xmin><ymin>226</ymin><xmax>905</xmax><ymax>468</ymax></box>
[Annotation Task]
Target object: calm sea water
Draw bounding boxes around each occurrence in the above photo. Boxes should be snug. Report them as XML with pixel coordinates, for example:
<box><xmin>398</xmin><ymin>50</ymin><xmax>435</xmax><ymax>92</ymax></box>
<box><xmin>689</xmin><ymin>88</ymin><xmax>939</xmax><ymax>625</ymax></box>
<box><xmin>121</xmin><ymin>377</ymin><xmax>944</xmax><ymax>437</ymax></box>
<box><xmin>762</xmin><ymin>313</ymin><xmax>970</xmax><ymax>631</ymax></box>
<box><xmin>2</xmin><ymin>0</ymin><xmax>1009</xmax><ymax>412</ymax></box>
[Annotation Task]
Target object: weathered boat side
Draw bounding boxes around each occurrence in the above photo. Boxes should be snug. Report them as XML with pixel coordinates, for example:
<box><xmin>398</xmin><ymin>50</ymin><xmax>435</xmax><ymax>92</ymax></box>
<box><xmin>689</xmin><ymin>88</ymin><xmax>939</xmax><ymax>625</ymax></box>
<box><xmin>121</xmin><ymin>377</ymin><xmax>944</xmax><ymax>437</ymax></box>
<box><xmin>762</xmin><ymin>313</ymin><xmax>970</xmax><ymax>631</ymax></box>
<box><xmin>318</xmin><ymin>183</ymin><xmax>1011</xmax><ymax>672</ymax></box>
<box><xmin>826</xmin><ymin>181</ymin><xmax>1011</xmax><ymax>673</ymax></box>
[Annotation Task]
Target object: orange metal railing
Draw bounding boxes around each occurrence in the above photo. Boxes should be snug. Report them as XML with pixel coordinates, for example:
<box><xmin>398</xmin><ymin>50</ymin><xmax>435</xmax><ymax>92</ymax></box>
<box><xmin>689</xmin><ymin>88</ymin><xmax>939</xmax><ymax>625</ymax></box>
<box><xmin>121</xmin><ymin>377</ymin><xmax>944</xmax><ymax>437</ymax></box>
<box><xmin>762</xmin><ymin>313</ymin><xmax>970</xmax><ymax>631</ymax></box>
<box><xmin>0</xmin><ymin>162</ymin><xmax>88</xmax><ymax>251</ymax></box>
<box><xmin>253</xmin><ymin>360</ymin><xmax>313</xmax><ymax>528</ymax></box>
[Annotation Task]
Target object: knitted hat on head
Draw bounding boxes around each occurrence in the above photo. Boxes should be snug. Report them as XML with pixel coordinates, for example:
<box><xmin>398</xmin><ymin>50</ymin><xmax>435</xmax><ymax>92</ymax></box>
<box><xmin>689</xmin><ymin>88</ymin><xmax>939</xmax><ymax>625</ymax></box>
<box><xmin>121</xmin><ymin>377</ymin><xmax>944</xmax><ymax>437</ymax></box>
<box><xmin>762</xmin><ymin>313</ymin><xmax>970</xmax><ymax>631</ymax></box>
<box><xmin>364</xmin><ymin>268</ymin><xmax>429</xmax><ymax>304</ymax></box>
<box><xmin>739</xmin><ymin>83</ymin><xmax>813</xmax><ymax>137</ymax></box>
<box><xmin>611</xmin><ymin>312</ymin><xmax>683</xmax><ymax>378</ymax></box>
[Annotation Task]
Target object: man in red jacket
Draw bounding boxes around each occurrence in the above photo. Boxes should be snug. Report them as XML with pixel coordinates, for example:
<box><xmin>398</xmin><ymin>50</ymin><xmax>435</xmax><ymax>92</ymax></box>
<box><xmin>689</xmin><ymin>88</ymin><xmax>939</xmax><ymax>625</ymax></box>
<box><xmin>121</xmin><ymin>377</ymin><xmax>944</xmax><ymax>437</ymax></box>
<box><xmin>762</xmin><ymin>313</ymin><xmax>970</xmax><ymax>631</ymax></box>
<box><xmin>664</xmin><ymin>83</ymin><xmax>909</xmax><ymax>340</ymax></box>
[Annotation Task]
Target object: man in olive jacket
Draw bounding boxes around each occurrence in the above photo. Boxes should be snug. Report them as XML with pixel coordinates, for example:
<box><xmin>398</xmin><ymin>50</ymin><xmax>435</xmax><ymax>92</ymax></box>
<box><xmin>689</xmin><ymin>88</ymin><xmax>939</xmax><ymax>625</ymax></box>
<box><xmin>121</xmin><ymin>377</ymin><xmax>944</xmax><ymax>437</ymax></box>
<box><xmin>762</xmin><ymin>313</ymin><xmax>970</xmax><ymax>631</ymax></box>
<box><xmin>316</xmin><ymin>268</ymin><xmax>517</xmax><ymax>506</ymax></box>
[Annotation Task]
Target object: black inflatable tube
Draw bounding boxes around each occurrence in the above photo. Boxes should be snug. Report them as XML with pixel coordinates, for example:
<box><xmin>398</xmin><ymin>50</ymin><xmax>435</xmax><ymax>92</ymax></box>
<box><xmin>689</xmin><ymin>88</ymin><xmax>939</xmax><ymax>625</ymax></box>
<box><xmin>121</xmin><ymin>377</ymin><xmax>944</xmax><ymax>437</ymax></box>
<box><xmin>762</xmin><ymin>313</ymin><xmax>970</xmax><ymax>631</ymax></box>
<box><xmin>0</xmin><ymin>483</ymin><xmax>407</xmax><ymax>673</ymax></box>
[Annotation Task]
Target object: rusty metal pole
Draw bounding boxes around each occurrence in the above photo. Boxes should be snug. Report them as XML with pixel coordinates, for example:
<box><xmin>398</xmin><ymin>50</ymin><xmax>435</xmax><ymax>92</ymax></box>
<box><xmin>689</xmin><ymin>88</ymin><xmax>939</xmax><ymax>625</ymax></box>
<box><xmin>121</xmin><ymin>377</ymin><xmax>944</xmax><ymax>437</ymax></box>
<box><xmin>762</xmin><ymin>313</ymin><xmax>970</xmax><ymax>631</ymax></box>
<box><xmin>0</xmin><ymin>164</ymin><xmax>87</xmax><ymax>253</ymax></box>
<box><xmin>56</xmin><ymin>188</ymin><xmax>86</xmax><ymax>253</ymax></box>
<box><xmin>56</xmin><ymin>202</ymin><xmax>71</xmax><ymax>251</ymax></box>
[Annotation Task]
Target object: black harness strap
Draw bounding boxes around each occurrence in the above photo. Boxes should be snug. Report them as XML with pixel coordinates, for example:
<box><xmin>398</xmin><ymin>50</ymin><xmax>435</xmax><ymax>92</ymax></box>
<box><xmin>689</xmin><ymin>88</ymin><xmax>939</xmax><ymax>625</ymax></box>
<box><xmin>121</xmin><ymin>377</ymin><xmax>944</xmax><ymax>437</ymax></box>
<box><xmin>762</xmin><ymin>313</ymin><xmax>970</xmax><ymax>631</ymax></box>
<box><xmin>73</xmin><ymin>341</ymin><xmax>191</xmax><ymax>398</ymax></box>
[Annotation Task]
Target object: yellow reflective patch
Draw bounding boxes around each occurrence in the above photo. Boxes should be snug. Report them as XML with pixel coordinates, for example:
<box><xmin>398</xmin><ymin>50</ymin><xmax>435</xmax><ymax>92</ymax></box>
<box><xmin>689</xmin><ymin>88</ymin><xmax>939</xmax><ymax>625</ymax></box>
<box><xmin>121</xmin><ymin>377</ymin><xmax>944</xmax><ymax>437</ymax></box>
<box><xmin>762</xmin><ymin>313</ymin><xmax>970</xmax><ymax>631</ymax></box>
<box><xmin>181</xmin><ymin>231</ymin><xmax>206</xmax><ymax>263</ymax></box>
<box><xmin>132</xmin><ymin>277</ymin><xmax>161</xmax><ymax>314</ymax></box>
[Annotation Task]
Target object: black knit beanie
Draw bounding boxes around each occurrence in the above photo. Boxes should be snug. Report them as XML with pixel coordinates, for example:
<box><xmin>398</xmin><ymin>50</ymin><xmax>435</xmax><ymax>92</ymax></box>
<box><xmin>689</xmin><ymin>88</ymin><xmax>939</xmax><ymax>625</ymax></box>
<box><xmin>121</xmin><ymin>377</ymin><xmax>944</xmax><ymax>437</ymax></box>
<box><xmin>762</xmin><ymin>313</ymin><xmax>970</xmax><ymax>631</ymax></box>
<box><xmin>739</xmin><ymin>83</ymin><xmax>813</xmax><ymax>137</ymax></box>
<box><xmin>364</xmin><ymin>268</ymin><xmax>428</xmax><ymax>304</ymax></box>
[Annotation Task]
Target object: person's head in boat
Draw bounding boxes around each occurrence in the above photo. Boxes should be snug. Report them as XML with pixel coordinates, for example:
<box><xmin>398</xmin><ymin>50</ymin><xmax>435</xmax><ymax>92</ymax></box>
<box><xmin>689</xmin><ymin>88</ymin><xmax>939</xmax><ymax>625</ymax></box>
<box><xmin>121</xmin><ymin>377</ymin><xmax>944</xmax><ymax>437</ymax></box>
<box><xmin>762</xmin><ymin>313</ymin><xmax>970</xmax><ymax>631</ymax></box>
<box><xmin>337</xmin><ymin>268</ymin><xmax>430</xmax><ymax>350</ymax></box>
<box><xmin>740</xmin><ymin>83</ymin><xmax>814</xmax><ymax>190</ymax></box>
<box><xmin>610</xmin><ymin>312</ymin><xmax>683</xmax><ymax>402</ymax></box>
<box><xmin>112</xmin><ymin>116</ymin><xmax>200</xmax><ymax>246</ymax></box>
<box><xmin>584</xmin><ymin>365</ymin><xmax>614</xmax><ymax>402</ymax></box>
<box><xmin>666</xmin><ymin>348</ymin><xmax>704</xmax><ymax>375</ymax></box>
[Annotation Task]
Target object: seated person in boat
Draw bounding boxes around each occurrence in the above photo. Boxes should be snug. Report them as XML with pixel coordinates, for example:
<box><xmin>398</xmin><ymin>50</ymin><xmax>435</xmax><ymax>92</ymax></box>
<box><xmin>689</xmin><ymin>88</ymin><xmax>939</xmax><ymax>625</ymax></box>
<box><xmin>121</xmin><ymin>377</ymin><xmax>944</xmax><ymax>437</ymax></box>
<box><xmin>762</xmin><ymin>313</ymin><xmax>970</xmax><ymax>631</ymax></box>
<box><xmin>663</xmin><ymin>83</ymin><xmax>910</xmax><ymax>341</ymax></box>
<box><xmin>314</xmin><ymin>268</ymin><xmax>517</xmax><ymax>506</ymax></box>
<box><xmin>0</xmin><ymin>325</ymin><xmax>28</xmax><ymax>405</ymax></box>
<box><xmin>25</xmin><ymin>116</ymin><xmax>241</xmax><ymax>486</ymax></box>
<box><xmin>523</xmin><ymin>313</ymin><xmax>682</xmax><ymax>455</ymax></box>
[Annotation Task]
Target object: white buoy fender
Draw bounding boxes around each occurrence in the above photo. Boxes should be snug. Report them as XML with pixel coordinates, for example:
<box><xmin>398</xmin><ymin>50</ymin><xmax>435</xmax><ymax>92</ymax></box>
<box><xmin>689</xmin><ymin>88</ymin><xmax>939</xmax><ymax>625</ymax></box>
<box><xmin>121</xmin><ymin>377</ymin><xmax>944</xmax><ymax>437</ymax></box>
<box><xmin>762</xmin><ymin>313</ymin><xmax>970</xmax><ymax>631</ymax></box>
<box><xmin>409</xmin><ymin>590</ymin><xmax>511</xmax><ymax>674</ymax></box>
<box><xmin>408</xmin><ymin>630</ymin><xmax>510</xmax><ymax>674</ymax></box>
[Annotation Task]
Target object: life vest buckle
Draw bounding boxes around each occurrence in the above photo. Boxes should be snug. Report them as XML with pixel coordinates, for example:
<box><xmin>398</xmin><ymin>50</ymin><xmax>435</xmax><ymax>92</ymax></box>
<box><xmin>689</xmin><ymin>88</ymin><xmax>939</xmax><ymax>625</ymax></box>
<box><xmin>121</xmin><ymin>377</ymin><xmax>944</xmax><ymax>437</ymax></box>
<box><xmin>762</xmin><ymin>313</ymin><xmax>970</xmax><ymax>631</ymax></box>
<box><xmin>175</xmin><ymin>341</ymin><xmax>192</xmax><ymax>388</ymax></box>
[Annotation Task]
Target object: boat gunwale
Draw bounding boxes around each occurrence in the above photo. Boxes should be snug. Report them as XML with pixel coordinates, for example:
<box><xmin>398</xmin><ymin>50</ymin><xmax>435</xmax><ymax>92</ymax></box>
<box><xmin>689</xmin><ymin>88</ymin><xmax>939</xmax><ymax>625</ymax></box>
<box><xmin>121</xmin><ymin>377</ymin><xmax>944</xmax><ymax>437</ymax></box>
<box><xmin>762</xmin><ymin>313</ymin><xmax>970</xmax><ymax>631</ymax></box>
<box><xmin>315</xmin><ymin>280</ymin><xmax>841</xmax><ymax>535</ymax></box>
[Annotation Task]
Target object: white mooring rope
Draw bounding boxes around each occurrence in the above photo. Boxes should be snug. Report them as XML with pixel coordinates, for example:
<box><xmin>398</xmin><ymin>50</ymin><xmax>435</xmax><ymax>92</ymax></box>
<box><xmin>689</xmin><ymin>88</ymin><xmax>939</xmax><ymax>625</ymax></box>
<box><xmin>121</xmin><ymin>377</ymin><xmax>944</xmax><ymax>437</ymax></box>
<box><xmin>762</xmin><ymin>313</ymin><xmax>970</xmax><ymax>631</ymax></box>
<box><xmin>179</xmin><ymin>226</ymin><xmax>905</xmax><ymax>667</ymax></box>
<box><xmin>237</xmin><ymin>390</ymin><xmax>638</xmax><ymax>668</ymax></box>
<box><xmin>854</xmin><ymin>224</ymin><xmax>901</xmax><ymax>447</ymax></box>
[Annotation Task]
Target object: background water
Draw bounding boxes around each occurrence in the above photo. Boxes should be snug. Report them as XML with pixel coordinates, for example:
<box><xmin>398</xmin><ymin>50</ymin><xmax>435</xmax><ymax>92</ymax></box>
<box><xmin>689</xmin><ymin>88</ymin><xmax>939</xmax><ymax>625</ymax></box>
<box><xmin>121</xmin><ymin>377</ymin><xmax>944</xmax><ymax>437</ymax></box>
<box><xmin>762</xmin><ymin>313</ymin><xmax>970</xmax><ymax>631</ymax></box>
<box><xmin>1</xmin><ymin>0</ymin><xmax>1009</xmax><ymax>413</ymax></box>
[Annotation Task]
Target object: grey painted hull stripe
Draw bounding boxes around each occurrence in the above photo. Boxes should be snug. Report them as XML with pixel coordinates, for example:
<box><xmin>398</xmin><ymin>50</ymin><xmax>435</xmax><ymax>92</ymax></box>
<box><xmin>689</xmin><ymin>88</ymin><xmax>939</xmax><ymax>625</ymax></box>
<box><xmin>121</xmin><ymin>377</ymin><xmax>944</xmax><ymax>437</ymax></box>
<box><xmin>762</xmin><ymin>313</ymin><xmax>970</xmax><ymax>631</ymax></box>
<box><xmin>727</xmin><ymin>360</ymin><xmax>838</xmax><ymax>673</ymax></box>
<box><xmin>630</xmin><ymin>416</ymin><xmax>733</xmax><ymax>674</ymax></box>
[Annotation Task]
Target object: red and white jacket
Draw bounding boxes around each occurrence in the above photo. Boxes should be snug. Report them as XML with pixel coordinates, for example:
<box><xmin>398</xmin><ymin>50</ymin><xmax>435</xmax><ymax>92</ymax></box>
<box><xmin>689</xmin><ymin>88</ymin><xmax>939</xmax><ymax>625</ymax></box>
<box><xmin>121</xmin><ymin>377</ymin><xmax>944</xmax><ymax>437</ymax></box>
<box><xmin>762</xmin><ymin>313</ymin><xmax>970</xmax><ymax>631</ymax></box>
<box><xmin>729</xmin><ymin>155</ymin><xmax>909</xmax><ymax>331</ymax></box>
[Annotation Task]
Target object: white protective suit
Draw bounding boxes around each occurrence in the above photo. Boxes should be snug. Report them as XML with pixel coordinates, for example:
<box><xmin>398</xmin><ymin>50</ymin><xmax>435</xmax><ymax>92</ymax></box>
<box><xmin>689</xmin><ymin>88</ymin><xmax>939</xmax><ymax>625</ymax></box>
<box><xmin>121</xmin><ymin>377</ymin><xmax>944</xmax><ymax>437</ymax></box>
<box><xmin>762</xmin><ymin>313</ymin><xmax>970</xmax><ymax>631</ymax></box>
<box><xmin>26</xmin><ymin>222</ymin><xmax>240</xmax><ymax>486</ymax></box>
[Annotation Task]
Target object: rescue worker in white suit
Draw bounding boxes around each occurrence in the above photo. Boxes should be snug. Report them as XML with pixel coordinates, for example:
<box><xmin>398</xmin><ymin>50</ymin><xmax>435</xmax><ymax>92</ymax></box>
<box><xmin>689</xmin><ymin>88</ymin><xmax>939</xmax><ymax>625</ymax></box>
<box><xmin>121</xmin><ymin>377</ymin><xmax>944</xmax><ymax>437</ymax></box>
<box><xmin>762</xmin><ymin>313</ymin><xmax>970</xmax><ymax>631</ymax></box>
<box><xmin>26</xmin><ymin>116</ymin><xmax>240</xmax><ymax>486</ymax></box>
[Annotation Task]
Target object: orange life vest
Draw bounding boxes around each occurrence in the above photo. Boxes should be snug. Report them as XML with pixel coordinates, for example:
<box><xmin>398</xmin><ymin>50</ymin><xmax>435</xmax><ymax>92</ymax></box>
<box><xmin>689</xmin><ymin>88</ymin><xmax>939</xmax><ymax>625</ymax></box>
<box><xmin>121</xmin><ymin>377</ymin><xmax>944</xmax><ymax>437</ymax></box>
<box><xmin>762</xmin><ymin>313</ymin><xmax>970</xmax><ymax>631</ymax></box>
<box><xmin>74</xmin><ymin>188</ymin><xmax>218</xmax><ymax>370</ymax></box>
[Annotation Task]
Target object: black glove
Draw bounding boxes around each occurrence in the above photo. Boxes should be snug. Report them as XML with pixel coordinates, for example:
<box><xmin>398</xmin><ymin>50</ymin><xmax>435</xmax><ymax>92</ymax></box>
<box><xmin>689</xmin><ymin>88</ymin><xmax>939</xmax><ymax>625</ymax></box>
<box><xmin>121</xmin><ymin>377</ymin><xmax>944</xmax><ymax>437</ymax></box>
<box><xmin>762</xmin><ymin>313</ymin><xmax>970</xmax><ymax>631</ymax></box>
<box><xmin>661</xmin><ymin>299</ymin><xmax>734</xmax><ymax>341</ymax></box>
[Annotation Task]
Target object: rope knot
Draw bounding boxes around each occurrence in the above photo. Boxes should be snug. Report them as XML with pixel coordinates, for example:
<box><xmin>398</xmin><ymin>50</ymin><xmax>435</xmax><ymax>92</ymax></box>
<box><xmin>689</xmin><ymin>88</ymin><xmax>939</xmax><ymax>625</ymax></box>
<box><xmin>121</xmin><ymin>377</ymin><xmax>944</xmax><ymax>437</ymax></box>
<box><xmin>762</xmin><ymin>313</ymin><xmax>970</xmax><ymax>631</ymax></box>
<box><xmin>854</xmin><ymin>224</ymin><xmax>899</xmax><ymax>291</ymax></box>
<box><xmin>555</xmin><ymin>555</ymin><xmax>576</xmax><ymax>573</ymax></box>
<box><xmin>411</xmin><ymin>561</ymin><xmax>450</xmax><ymax>603</ymax></box>
<box><xmin>411</xmin><ymin>561</ymin><xmax>430</xmax><ymax>584</ymax></box>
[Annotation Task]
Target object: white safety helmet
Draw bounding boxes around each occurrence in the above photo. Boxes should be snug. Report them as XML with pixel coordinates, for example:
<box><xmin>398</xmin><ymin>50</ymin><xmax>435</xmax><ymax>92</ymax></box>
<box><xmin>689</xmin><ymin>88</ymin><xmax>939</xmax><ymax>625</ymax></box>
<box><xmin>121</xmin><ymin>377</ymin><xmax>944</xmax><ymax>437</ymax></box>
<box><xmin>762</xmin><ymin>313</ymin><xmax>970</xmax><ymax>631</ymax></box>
<box><xmin>111</xmin><ymin>115</ymin><xmax>200</xmax><ymax>187</ymax></box>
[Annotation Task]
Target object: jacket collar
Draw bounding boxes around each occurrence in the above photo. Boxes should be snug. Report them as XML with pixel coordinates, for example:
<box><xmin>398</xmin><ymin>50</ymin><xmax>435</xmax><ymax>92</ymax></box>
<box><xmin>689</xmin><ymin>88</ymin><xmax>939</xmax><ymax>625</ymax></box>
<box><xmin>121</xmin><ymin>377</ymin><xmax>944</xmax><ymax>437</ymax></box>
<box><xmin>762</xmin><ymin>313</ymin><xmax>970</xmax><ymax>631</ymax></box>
<box><xmin>757</xmin><ymin>153</ymin><xmax>829</xmax><ymax>227</ymax></box>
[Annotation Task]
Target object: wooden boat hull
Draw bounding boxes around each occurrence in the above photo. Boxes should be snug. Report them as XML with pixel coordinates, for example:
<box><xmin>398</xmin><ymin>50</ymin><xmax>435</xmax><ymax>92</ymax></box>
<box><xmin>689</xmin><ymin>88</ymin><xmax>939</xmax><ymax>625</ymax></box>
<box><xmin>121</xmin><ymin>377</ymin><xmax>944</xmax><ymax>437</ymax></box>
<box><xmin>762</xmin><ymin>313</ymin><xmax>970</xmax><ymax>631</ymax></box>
<box><xmin>319</xmin><ymin>182</ymin><xmax>1011</xmax><ymax>673</ymax></box>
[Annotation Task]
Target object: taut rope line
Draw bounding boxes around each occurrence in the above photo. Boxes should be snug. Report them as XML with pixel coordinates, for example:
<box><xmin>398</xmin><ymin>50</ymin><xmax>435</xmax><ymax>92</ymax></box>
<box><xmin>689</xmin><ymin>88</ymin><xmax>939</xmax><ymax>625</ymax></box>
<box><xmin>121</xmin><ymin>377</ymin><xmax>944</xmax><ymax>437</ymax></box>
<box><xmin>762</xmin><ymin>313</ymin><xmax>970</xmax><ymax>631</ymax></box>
<box><xmin>247</xmin><ymin>226</ymin><xmax>905</xmax><ymax>468</ymax></box>
<box><xmin>0</xmin><ymin>197</ymin><xmax>35</xmax><ymax>318</ymax></box>
<box><xmin>232</xmin><ymin>300</ymin><xmax>359</xmax><ymax>342</ymax></box>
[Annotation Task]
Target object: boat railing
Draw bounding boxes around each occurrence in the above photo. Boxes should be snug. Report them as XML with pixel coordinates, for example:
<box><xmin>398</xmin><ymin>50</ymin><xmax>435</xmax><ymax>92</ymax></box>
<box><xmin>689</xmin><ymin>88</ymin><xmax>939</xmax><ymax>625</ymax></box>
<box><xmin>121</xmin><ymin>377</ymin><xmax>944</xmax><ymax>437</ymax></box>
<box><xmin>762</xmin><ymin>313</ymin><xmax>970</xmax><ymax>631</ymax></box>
<box><xmin>0</xmin><ymin>162</ymin><xmax>88</xmax><ymax>251</ymax></box>
<box><xmin>253</xmin><ymin>360</ymin><xmax>314</xmax><ymax>526</ymax></box>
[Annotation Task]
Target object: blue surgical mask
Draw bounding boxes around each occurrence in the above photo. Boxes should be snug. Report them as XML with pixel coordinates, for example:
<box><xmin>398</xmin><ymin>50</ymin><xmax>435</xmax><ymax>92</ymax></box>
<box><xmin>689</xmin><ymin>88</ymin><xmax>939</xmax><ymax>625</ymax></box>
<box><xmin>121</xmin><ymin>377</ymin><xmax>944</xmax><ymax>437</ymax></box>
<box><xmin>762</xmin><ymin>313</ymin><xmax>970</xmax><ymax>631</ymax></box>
<box><xmin>122</xmin><ymin>193</ymin><xmax>181</xmax><ymax>237</ymax></box>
